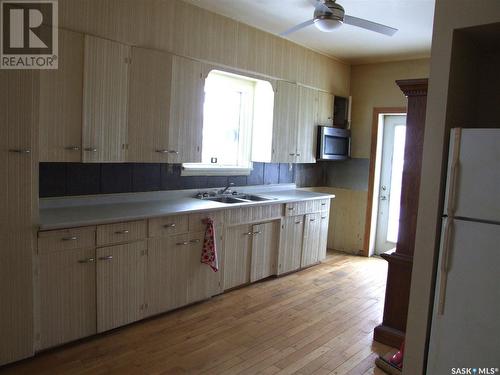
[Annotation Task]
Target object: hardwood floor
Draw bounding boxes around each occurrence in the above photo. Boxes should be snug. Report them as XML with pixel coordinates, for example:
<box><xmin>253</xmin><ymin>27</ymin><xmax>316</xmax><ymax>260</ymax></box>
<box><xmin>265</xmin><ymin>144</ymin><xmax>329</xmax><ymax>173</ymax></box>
<box><xmin>3</xmin><ymin>251</ymin><xmax>392</xmax><ymax>374</ymax></box>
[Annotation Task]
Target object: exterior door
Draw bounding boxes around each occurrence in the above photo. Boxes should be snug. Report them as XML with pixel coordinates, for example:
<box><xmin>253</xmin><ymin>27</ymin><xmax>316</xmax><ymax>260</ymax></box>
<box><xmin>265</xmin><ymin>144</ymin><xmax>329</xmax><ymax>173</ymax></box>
<box><xmin>375</xmin><ymin>115</ymin><xmax>406</xmax><ymax>254</ymax></box>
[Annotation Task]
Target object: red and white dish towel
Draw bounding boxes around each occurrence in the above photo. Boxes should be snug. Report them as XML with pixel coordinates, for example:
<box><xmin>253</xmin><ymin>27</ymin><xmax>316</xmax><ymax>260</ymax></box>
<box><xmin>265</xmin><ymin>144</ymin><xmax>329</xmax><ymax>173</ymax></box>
<box><xmin>201</xmin><ymin>217</ymin><xmax>218</xmax><ymax>272</ymax></box>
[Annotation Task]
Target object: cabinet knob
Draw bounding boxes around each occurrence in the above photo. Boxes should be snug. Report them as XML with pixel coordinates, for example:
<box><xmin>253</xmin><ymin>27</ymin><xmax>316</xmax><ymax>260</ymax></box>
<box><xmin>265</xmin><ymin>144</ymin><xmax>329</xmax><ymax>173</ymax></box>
<box><xmin>62</xmin><ymin>236</ymin><xmax>78</xmax><ymax>241</ymax></box>
<box><xmin>9</xmin><ymin>149</ymin><xmax>31</xmax><ymax>154</ymax></box>
<box><xmin>65</xmin><ymin>146</ymin><xmax>80</xmax><ymax>151</ymax></box>
<box><xmin>78</xmin><ymin>257</ymin><xmax>95</xmax><ymax>263</ymax></box>
<box><xmin>115</xmin><ymin>230</ymin><xmax>129</xmax><ymax>234</ymax></box>
<box><xmin>84</xmin><ymin>147</ymin><xmax>98</xmax><ymax>152</ymax></box>
<box><xmin>99</xmin><ymin>255</ymin><xmax>113</xmax><ymax>261</ymax></box>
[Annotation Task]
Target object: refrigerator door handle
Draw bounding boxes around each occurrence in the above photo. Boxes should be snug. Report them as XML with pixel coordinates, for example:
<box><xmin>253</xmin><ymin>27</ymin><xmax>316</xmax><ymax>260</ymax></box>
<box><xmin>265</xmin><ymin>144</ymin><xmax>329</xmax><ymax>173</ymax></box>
<box><xmin>438</xmin><ymin>218</ymin><xmax>454</xmax><ymax>315</ymax></box>
<box><xmin>446</xmin><ymin>128</ymin><xmax>462</xmax><ymax>215</ymax></box>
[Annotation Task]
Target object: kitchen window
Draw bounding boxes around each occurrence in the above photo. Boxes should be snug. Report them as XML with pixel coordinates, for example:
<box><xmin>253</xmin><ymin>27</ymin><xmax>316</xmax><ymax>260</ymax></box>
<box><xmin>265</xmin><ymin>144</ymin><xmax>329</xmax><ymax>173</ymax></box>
<box><xmin>182</xmin><ymin>70</ymin><xmax>274</xmax><ymax>176</ymax></box>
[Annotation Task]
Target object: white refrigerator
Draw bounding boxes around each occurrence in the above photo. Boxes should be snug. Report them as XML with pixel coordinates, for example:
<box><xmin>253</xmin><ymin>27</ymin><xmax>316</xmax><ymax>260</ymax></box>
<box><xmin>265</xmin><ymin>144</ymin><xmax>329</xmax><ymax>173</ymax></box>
<box><xmin>427</xmin><ymin>129</ymin><xmax>500</xmax><ymax>374</ymax></box>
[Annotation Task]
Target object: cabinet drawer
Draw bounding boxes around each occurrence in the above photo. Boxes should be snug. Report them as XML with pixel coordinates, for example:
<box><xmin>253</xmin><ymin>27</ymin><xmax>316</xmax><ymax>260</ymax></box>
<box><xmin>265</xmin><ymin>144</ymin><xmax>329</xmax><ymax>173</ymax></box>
<box><xmin>149</xmin><ymin>215</ymin><xmax>188</xmax><ymax>238</ymax></box>
<box><xmin>188</xmin><ymin>211</ymin><xmax>224</xmax><ymax>233</ymax></box>
<box><xmin>38</xmin><ymin>226</ymin><xmax>96</xmax><ymax>254</ymax></box>
<box><xmin>226</xmin><ymin>204</ymin><xmax>283</xmax><ymax>226</ymax></box>
<box><xmin>97</xmin><ymin>220</ymin><xmax>147</xmax><ymax>246</ymax></box>
<box><xmin>285</xmin><ymin>199</ymin><xmax>330</xmax><ymax>216</ymax></box>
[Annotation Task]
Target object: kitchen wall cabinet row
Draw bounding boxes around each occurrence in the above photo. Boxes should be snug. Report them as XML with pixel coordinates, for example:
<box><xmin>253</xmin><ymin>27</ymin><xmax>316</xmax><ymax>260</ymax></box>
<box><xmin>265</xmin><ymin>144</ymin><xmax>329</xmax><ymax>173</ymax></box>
<box><xmin>35</xmin><ymin>200</ymin><xmax>330</xmax><ymax>351</ymax></box>
<box><xmin>39</xmin><ymin>30</ymin><xmax>336</xmax><ymax>164</ymax></box>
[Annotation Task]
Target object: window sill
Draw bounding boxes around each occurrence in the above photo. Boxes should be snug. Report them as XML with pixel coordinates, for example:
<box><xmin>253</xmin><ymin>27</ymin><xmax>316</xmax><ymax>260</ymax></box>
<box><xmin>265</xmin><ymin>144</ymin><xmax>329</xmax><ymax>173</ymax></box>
<box><xmin>181</xmin><ymin>164</ymin><xmax>252</xmax><ymax>176</ymax></box>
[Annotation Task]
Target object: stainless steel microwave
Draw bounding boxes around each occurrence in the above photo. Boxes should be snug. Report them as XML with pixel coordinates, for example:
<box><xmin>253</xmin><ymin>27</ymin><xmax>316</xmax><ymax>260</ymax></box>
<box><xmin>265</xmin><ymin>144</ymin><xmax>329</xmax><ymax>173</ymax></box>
<box><xmin>316</xmin><ymin>126</ymin><xmax>351</xmax><ymax>161</ymax></box>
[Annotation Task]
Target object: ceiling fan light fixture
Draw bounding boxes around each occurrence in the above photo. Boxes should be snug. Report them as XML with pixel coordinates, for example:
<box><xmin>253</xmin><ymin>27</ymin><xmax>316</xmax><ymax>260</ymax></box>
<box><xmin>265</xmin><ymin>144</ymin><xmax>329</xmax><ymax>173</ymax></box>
<box><xmin>313</xmin><ymin>17</ymin><xmax>342</xmax><ymax>32</ymax></box>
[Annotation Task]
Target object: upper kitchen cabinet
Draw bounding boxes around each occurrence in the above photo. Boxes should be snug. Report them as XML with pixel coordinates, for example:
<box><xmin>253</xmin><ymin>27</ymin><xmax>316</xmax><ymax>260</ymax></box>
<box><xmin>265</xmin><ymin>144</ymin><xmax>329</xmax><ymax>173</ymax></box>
<box><xmin>39</xmin><ymin>29</ymin><xmax>84</xmax><ymax>162</ymax></box>
<box><xmin>296</xmin><ymin>86</ymin><xmax>319</xmax><ymax>163</ymax></box>
<box><xmin>128</xmin><ymin>47</ymin><xmax>172</xmax><ymax>162</ymax></box>
<box><xmin>168</xmin><ymin>55</ymin><xmax>205</xmax><ymax>163</ymax></box>
<box><xmin>271</xmin><ymin>81</ymin><xmax>299</xmax><ymax>163</ymax></box>
<box><xmin>317</xmin><ymin>91</ymin><xmax>334</xmax><ymax>126</ymax></box>
<box><xmin>82</xmin><ymin>35</ymin><xmax>130</xmax><ymax>162</ymax></box>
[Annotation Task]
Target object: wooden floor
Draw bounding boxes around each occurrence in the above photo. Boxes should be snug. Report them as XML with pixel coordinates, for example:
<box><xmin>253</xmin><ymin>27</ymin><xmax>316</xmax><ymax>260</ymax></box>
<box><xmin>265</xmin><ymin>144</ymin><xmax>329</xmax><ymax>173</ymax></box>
<box><xmin>3</xmin><ymin>251</ymin><xmax>393</xmax><ymax>375</ymax></box>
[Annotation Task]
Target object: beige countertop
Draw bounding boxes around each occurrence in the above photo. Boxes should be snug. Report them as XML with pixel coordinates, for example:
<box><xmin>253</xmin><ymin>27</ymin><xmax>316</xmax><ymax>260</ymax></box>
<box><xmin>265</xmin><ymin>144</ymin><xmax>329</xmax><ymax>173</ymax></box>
<box><xmin>39</xmin><ymin>187</ymin><xmax>334</xmax><ymax>231</ymax></box>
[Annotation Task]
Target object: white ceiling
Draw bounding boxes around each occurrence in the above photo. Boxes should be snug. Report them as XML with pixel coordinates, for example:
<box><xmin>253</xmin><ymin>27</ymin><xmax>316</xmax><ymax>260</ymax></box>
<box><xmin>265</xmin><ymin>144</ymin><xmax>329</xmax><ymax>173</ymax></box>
<box><xmin>183</xmin><ymin>0</ymin><xmax>435</xmax><ymax>64</ymax></box>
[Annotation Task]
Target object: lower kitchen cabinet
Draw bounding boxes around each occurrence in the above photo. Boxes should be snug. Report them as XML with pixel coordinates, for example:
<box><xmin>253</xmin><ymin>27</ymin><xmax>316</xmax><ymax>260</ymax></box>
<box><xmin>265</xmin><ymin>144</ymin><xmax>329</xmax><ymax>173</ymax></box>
<box><xmin>278</xmin><ymin>216</ymin><xmax>305</xmax><ymax>274</ymax></box>
<box><xmin>97</xmin><ymin>241</ymin><xmax>147</xmax><ymax>332</ymax></box>
<box><xmin>301</xmin><ymin>213</ymin><xmax>321</xmax><ymax>267</ymax></box>
<box><xmin>250</xmin><ymin>221</ymin><xmax>280</xmax><ymax>282</ymax></box>
<box><xmin>146</xmin><ymin>234</ymin><xmax>189</xmax><ymax>316</ymax></box>
<box><xmin>319</xmin><ymin>213</ymin><xmax>330</xmax><ymax>261</ymax></box>
<box><xmin>224</xmin><ymin>224</ymin><xmax>253</xmax><ymax>290</ymax></box>
<box><xmin>39</xmin><ymin>248</ymin><xmax>96</xmax><ymax>350</ymax></box>
<box><xmin>186</xmin><ymin>231</ymin><xmax>221</xmax><ymax>303</ymax></box>
<box><xmin>224</xmin><ymin>221</ymin><xmax>280</xmax><ymax>289</ymax></box>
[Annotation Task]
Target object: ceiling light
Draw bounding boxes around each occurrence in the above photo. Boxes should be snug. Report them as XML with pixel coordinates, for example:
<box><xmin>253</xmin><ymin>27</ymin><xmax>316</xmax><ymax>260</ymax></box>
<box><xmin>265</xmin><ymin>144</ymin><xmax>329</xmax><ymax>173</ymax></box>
<box><xmin>314</xmin><ymin>17</ymin><xmax>342</xmax><ymax>32</ymax></box>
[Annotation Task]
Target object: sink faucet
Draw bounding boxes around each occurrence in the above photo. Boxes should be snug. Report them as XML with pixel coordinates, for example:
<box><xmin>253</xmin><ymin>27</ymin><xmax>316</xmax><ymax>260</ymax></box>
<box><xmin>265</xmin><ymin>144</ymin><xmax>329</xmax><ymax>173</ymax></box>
<box><xmin>220</xmin><ymin>182</ymin><xmax>235</xmax><ymax>195</ymax></box>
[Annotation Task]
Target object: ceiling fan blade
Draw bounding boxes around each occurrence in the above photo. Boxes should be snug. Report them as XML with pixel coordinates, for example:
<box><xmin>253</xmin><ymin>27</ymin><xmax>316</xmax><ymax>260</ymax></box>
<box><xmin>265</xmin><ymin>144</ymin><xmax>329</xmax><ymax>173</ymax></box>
<box><xmin>343</xmin><ymin>15</ymin><xmax>398</xmax><ymax>36</ymax></box>
<box><xmin>309</xmin><ymin>0</ymin><xmax>332</xmax><ymax>14</ymax></box>
<box><xmin>280</xmin><ymin>19</ymin><xmax>315</xmax><ymax>36</ymax></box>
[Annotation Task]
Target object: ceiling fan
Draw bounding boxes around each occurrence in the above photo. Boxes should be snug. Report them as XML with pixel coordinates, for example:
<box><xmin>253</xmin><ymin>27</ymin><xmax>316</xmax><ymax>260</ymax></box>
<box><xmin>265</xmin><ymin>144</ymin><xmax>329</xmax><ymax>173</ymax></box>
<box><xmin>280</xmin><ymin>0</ymin><xmax>398</xmax><ymax>37</ymax></box>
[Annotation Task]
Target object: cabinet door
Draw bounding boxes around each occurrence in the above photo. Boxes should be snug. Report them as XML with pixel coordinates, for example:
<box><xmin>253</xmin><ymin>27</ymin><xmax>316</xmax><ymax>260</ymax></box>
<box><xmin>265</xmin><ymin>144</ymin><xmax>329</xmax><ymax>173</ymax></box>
<box><xmin>272</xmin><ymin>81</ymin><xmax>298</xmax><ymax>163</ymax></box>
<box><xmin>296</xmin><ymin>86</ymin><xmax>318</xmax><ymax>163</ymax></box>
<box><xmin>0</xmin><ymin>71</ymin><xmax>36</xmax><ymax>365</ymax></box>
<box><xmin>301</xmin><ymin>213</ymin><xmax>321</xmax><ymax>268</ymax></box>
<box><xmin>146</xmin><ymin>234</ymin><xmax>189</xmax><ymax>315</ymax></box>
<box><xmin>39</xmin><ymin>248</ymin><xmax>96</xmax><ymax>349</ymax></box>
<box><xmin>97</xmin><ymin>241</ymin><xmax>147</xmax><ymax>332</ymax></box>
<box><xmin>250</xmin><ymin>221</ymin><xmax>279</xmax><ymax>282</ymax></box>
<box><xmin>278</xmin><ymin>216</ymin><xmax>304</xmax><ymax>274</ymax></box>
<box><xmin>317</xmin><ymin>91</ymin><xmax>334</xmax><ymax>126</ymax></box>
<box><xmin>224</xmin><ymin>224</ymin><xmax>252</xmax><ymax>290</ymax></box>
<box><xmin>168</xmin><ymin>55</ymin><xmax>204</xmax><ymax>163</ymax></box>
<box><xmin>186</xmin><ymin>231</ymin><xmax>221</xmax><ymax>304</ymax></box>
<box><xmin>128</xmin><ymin>47</ymin><xmax>172</xmax><ymax>162</ymax></box>
<box><xmin>39</xmin><ymin>29</ymin><xmax>83</xmax><ymax>162</ymax></box>
<box><xmin>83</xmin><ymin>35</ymin><xmax>129</xmax><ymax>162</ymax></box>
<box><xmin>318</xmin><ymin>212</ymin><xmax>330</xmax><ymax>261</ymax></box>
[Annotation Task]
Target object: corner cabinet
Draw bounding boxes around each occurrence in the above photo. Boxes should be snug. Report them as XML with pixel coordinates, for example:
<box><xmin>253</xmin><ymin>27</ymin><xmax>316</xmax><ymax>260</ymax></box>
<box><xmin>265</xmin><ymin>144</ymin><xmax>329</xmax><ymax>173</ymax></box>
<box><xmin>168</xmin><ymin>55</ymin><xmax>205</xmax><ymax>163</ymax></box>
<box><xmin>82</xmin><ymin>35</ymin><xmax>130</xmax><ymax>162</ymax></box>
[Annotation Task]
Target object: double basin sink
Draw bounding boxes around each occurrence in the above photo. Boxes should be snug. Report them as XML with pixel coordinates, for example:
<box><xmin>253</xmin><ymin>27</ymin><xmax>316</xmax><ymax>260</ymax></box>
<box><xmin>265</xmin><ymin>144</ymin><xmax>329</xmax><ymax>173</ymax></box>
<box><xmin>198</xmin><ymin>193</ymin><xmax>276</xmax><ymax>204</ymax></box>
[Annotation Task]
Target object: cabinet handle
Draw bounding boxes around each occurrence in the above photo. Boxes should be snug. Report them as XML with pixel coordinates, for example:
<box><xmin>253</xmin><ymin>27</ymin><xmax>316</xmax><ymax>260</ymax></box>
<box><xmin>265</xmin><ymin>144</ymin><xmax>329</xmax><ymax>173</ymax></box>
<box><xmin>156</xmin><ymin>149</ymin><xmax>169</xmax><ymax>153</ymax></box>
<box><xmin>289</xmin><ymin>153</ymin><xmax>296</xmax><ymax>156</ymax></box>
<box><xmin>310</xmin><ymin>219</ymin><xmax>316</xmax><ymax>222</ymax></box>
<box><xmin>252</xmin><ymin>231</ymin><xmax>261</xmax><ymax>235</ymax></box>
<box><xmin>9</xmin><ymin>149</ymin><xmax>31</xmax><ymax>154</ymax></box>
<box><xmin>321</xmin><ymin>203</ymin><xmax>326</xmax><ymax>206</ymax></box>
<box><xmin>189</xmin><ymin>239</ymin><xmax>201</xmax><ymax>243</ymax></box>
<box><xmin>62</xmin><ymin>236</ymin><xmax>78</xmax><ymax>241</ymax></box>
<box><xmin>321</xmin><ymin>216</ymin><xmax>327</xmax><ymax>219</ymax></box>
<box><xmin>287</xmin><ymin>207</ymin><xmax>294</xmax><ymax>211</ymax></box>
<box><xmin>65</xmin><ymin>146</ymin><xmax>80</xmax><ymax>151</ymax></box>
<box><xmin>99</xmin><ymin>255</ymin><xmax>113</xmax><ymax>261</ymax></box>
<box><xmin>176</xmin><ymin>241</ymin><xmax>189</xmax><ymax>246</ymax></box>
<box><xmin>78</xmin><ymin>257</ymin><xmax>95</xmax><ymax>263</ymax></box>
<box><xmin>168</xmin><ymin>150</ymin><xmax>179</xmax><ymax>154</ymax></box>
<box><xmin>245</xmin><ymin>232</ymin><xmax>254</xmax><ymax>236</ymax></box>
<box><xmin>115</xmin><ymin>230</ymin><xmax>129</xmax><ymax>234</ymax></box>
<box><xmin>163</xmin><ymin>223</ymin><xmax>176</xmax><ymax>228</ymax></box>
<box><xmin>84</xmin><ymin>147</ymin><xmax>98</xmax><ymax>152</ymax></box>
<box><xmin>295</xmin><ymin>221</ymin><xmax>302</xmax><ymax>224</ymax></box>
<box><xmin>296</xmin><ymin>153</ymin><xmax>301</xmax><ymax>157</ymax></box>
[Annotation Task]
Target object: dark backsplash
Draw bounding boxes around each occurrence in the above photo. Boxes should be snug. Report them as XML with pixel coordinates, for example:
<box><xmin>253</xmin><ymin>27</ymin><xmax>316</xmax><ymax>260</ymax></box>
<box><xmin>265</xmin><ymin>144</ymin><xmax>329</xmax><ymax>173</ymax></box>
<box><xmin>39</xmin><ymin>162</ymin><xmax>296</xmax><ymax>198</ymax></box>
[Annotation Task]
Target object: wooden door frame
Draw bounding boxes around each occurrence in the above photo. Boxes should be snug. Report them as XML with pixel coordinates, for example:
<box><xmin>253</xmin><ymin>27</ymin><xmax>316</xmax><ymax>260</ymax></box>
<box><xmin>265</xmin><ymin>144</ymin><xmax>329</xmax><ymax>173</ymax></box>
<box><xmin>362</xmin><ymin>107</ymin><xmax>407</xmax><ymax>257</ymax></box>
